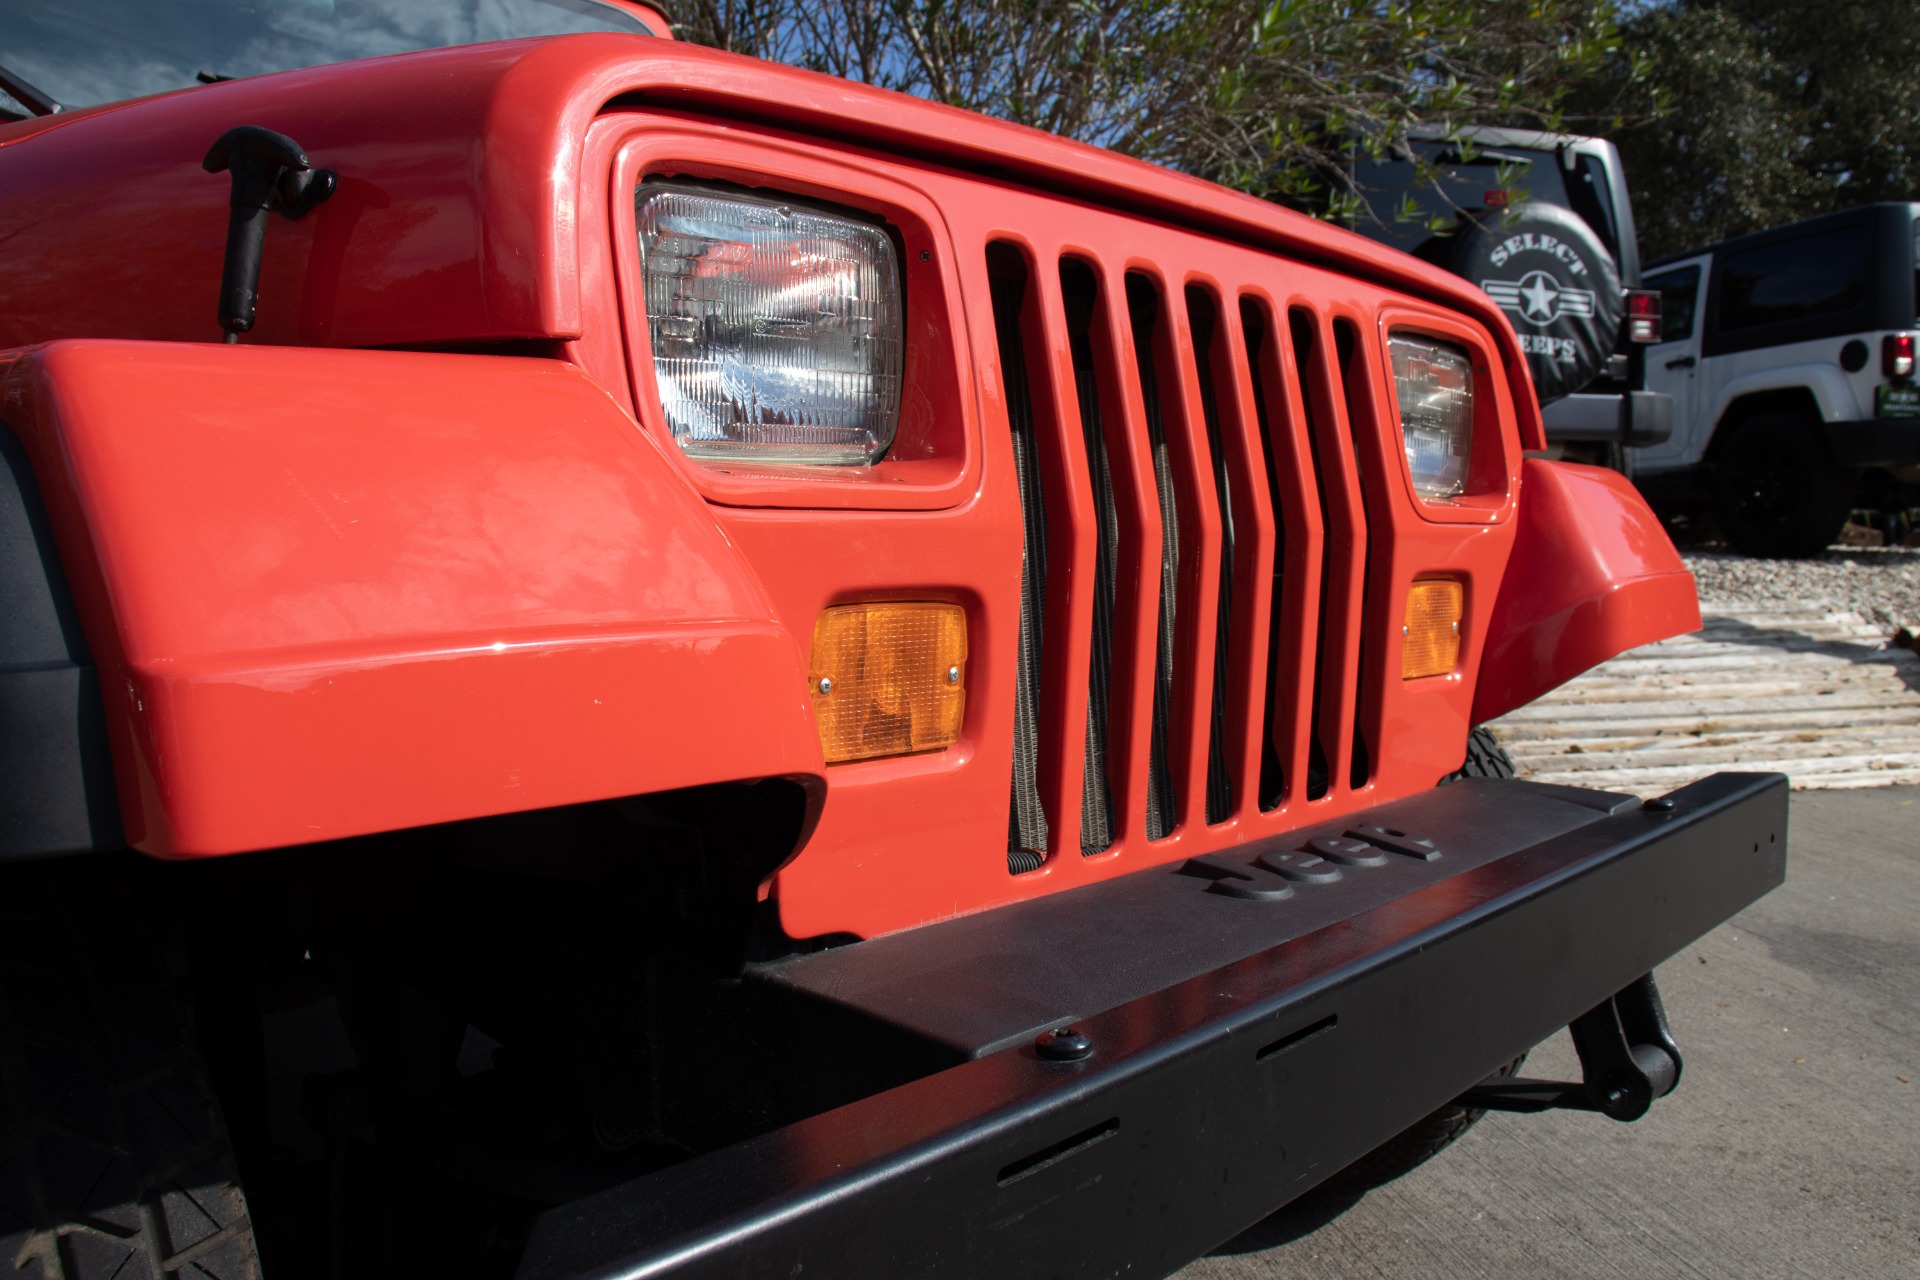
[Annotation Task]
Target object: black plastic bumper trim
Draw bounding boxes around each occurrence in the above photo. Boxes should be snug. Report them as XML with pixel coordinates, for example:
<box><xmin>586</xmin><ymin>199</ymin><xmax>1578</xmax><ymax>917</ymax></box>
<box><xmin>0</xmin><ymin>662</ymin><xmax>121</xmax><ymax>859</ymax></box>
<box><xmin>749</xmin><ymin>777</ymin><xmax>1642</xmax><ymax>1063</ymax></box>
<box><xmin>1622</xmin><ymin>389</ymin><xmax>1675</xmax><ymax>446</ymax></box>
<box><xmin>1825</xmin><ymin>417</ymin><xmax>1920</xmax><ymax>466</ymax></box>
<box><xmin>517</xmin><ymin>772</ymin><xmax>1787</xmax><ymax>1280</ymax></box>
<box><xmin>1538</xmin><ymin>389</ymin><xmax>1672</xmax><ymax>445</ymax></box>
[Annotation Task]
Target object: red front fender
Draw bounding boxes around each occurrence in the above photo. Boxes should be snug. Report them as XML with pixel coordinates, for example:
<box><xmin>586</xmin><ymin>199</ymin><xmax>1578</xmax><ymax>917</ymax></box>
<box><xmin>1472</xmin><ymin>459</ymin><xmax>1700</xmax><ymax>726</ymax></box>
<box><xmin>1</xmin><ymin>341</ymin><xmax>823</xmax><ymax>855</ymax></box>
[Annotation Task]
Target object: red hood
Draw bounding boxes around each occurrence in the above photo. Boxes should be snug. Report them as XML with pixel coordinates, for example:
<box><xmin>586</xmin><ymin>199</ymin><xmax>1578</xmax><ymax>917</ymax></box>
<box><xmin>0</xmin><ymin>32</ymin><xmax>1544</xmax><ymax>444</ymax></box>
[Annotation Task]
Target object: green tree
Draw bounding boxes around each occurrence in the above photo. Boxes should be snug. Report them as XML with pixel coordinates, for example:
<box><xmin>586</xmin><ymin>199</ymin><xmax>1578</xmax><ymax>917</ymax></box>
<box><xmin>1152</xmin><ymin>0</ymin><xmax>1632</xmax><ymax>224</ymax></box>
<box><xmin>1588</xmin><ymin>0</ymin><xmax>1920</xmax><ymax>259</ymax></box>
<box><xmin>664</xmin><ymin>0</ymin><xmax>1631</xmax><ymax>227</ymax></box>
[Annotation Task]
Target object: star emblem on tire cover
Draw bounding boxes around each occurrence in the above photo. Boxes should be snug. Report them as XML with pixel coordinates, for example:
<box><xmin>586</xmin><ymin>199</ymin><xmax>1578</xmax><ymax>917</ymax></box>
<box><xmin>1519</xmin><ymin>274</ymin><xmax>1557</xmax><ymax>318</ymax></box>
<box><xmin>1481</xmin><ymin>271</ymin><xmax>1596</xmax><ymax>325</ymax></box>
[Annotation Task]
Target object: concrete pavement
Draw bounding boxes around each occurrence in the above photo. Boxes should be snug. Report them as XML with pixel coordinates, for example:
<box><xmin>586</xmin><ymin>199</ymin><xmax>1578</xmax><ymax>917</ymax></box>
<box><xmin>1176</xmin><ymin>786</ymin><xmax>1920</xmax><ymax>1280</ymax></box>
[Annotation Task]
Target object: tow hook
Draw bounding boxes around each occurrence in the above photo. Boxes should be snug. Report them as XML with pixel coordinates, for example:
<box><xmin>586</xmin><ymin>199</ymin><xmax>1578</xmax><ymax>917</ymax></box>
<box><xmin>1463</xmin><ymin>974</ymin><xmax>1683</xmax><ymax>1121</ymax></box>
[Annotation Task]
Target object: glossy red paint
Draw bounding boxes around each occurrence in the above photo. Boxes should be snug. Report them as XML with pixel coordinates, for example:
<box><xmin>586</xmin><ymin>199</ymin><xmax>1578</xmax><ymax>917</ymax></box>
<box><xmin>562</xmin><ymin>109</ymin><xmax>1530</xmax><ymax>938</ymax></box>
<box><xmin>1</xmin><ymin>341</ymin><xmax>821</xmax><ymax>855</ymax></box>
<box><xmin>1471</xmin><ymin>459</ymin><xmax>1701</xmax><ymax>726</ymax></box>
<box><xmin>0</xmin><ymin>33</ymin><xmax>1671</xmax><ymax>943</ymax></box>
<box><xmin>0</xmin><ymin>34</ymin><xmax>1543</xmax><ymax>450</ymax></box>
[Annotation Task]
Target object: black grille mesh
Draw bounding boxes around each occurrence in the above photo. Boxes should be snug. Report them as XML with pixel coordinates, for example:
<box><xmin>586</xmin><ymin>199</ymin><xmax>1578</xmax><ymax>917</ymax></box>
<box><xmin>1334</xmin><ymin>320</ymin><xmax>1373</xmax><ymax>792</ymax></box>
<box><xmin>1062</xmin><ymin>264</ymin><xmax>1119</xmax><ymax>856</ymax></box>
<box><xmin>992</xmin><ymin>264</ymin><xmax>1050</xmax><ymax>872</ymax></box>
<box><xmin>1289</xmin><ymin>308</ymin><xmax>1334</xmax><ymax>801</ymax></box>
<box><xmin>1242</xmin><ymin>300</ymin><xmax>1289</xmax><ymax>811</ymax></box>
<box><xmin>1125</xmin><ymin>275</ymin><xmax>1180</xmax><ymax>843</ymax></box>
<box><xmin>1186</xmin><ymin>288</ymin><xmax>1236</xmax><ymax>826</ymax></box>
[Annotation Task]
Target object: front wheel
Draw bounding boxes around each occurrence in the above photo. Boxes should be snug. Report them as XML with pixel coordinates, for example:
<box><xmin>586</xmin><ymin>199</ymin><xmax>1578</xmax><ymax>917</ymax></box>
<box><xmin>1444</xmin><ymin>724</ymin><xmax>1516</xmax><ymax>782</ymax></box>
<box><xmin>1318</xmin><ymin>726</ymin><xmax>1521</xmax><ymax>1195</ymax></box>
<box><xmin>0</xmin><ymin>856</ymin><xmax>263</xmax><ymax>1279</ymax></box>
<box><xmin>1320</xmin><ymin>1056</ymin><xmax>1526</xmax><ymax>1194</ymax></box>
<box><xmin>1711</xmin><ymin>411</ymin><xmax>1853</xmax><ymax>558</ymax></box>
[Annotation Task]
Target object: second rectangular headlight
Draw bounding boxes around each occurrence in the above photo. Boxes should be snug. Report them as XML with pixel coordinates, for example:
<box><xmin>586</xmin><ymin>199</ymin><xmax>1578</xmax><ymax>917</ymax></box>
<box><xmin>1389</xmin><ymin>334</ymin><xmax>1473</xmax><ymax>500</ymax></box>
<box><xmin>636</xmin><ymin>183</ymin><xmax>903</xmax><ymax>466</ymax></box>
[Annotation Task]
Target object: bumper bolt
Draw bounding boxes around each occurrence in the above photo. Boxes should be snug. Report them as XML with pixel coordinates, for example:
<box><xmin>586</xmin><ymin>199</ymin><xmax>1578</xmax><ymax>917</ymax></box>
<box><xmin>1642</xmin><ymin>796</ymin><xmax>1675</xmax><ymax>812</ymax></box>
<box><xmin>1036</xmin><ymin>1026</ymin><xmax>1093</xmax><ymax>1062</ymax></box>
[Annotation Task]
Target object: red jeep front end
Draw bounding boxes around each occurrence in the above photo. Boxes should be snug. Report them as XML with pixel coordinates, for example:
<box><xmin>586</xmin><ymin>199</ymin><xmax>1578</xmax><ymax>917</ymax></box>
<box><xmin>0</xmin><ymin>19</ymin><xmax>1781</xmax><ymax>1280</ymax></box>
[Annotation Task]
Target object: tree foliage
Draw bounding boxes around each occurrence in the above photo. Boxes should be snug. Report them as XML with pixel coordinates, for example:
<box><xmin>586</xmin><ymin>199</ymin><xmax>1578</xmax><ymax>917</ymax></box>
<box><xmin>667</xmin><ymin>1</ymin><xmax>1920</xmax><ymax>254</ymax></box>
<box><xmin>665</xmin><ymin>0</ymin><xmax>1630</xmax><ymax>225</ymax></box>
<box><xmin>1584</xmin><ymin>0</ymin><xmax>1920</xmax><ymax>260</ymax></box>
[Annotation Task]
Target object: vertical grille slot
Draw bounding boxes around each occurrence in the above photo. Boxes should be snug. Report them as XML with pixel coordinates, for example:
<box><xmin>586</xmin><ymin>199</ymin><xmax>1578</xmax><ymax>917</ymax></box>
<box><xmin>1334</xmin><ymin>319</ymin><xmax>1374</xmax><ymax>791</ymax></box>
<box><xmin>1185</xmin><ymin>287</ymin><xmax>1236</xmax><ymax>825</ymax></box>
<box><xmin>1060</xmin><ymin>261</ymin><xmax>1121</xmax><ymax>855</ymax></box>
<box><xmin>1244</xmin><ymin>301</ymin><xmax>1290</xmax><ymax>809</ymax></box>
<box><xmin>1290</xmin><ymin>308</ymin><xmax>1370</xmax><ymax>801</ymax></box>
<box><xmin>1123</xmin><ymin>274</ymin><xmax>1180</xmax><ymax>841</ymax></box>
<box><xmin>1287</xmin><ymin>308</ymin><xmax>1336</xmax><ymax>801</ymax></box>
<box><xmin>990</xmin><ymin>245</ymin><xmax>1049</xmax><ymax>873</ymax></box>
<box><xmin>1212</xmin><ymin>295</ymin><xmax>1286</xmax><ymax>822</ymax></box>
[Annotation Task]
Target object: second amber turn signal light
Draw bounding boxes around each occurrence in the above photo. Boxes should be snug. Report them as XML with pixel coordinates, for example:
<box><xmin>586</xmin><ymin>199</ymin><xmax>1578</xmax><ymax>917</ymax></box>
<box><xmin>1402</xmin><ymin>579</ymin><xmax>1464</xmax><ymax>679</ymax></box>
<box><xmin>809</xmin><ymin>602</ymin><xmax>967</xmax><ymax>763</ymax></box>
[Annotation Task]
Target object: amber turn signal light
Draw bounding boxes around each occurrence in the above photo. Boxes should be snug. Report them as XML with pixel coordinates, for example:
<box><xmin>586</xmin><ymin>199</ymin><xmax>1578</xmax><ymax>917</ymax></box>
<box><xmin>1402</xmin><ymin>579</ymin><xmax>1463</xmax><ymax>679</ymax></box>
<box><xmin>809</xmin><ymin>603</ymin><xmax>967</xmax><ymax>763</ymax></box>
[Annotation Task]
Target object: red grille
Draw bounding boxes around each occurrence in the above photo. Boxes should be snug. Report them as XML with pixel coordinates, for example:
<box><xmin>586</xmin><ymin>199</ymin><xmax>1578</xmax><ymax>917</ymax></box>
<box><xmin>994</xmin><ymin>244</ymin><xmax>1388</xmax><ymax>869</ymax></box>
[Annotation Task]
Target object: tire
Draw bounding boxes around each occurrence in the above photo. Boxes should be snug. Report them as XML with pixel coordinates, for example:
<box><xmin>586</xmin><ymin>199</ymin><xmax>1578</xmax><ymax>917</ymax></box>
<box><xmin>1321</xmin><ymin>1056</ymin><xmax>1525</xmax><ymax>1194</ymax></box>
<box><xmin>1712</xmin><ymin>410</ymin><xmax>1854</xmax><ymax>558</ymax></box>
<box><xmin>1445</xmin><ymin>724</ymin><xmax>1517</xmax><ymax>782</ymax></box>
<box><xmin>0</xmin><ymin>856</ymin><xmax>263</xmax><ymax>1279</ymax></box>
<box><xmin>1444</xmin><ymin>202</ymin><xmax>1624</xmax><ymax>403</ymax></box>
<box><xmin>1319</xmin><ymin>726</ymin><xmax>1519</xmax><ymax>1195</ymax></box>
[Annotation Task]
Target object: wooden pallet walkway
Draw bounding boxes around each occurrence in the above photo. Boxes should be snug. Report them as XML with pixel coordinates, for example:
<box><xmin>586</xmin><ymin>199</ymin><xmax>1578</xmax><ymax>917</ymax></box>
<box><xmin>1490</xmin><ymin>608</ymin><xmax>1920</xmax><ymax>792</ymax></box>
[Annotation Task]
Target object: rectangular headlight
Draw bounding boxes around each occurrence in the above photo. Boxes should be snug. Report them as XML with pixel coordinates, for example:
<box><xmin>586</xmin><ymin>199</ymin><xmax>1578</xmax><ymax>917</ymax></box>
<box><xmin>636</xmin><ymin>183</ymin><xmax>903</xmax><ymax>466</ymax></box>
<box><xmin>1389</xmin><ymin>335</ymin><xmax>1473</xmax><ymax>500</ymax></box>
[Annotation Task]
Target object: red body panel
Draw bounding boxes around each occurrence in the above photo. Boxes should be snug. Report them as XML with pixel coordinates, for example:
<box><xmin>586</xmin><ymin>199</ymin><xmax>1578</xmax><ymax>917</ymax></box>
<box><xmin>0</xmin><ymin>35</ymin><xmax>1695</xmax><ymax>942</ymax></box>
<box><xmin>0</xmin><ymin>33</ymin><xmax>1544</xmax><ymax>452</ymax></box>
<box><xmin>1</xmin><ymin>342</ymin><xmax>820</xmax><ymax>854</ymax></box>
<box><xmin>575</xmin><ymin>114</ymin><xmax>1527</xmax><ymax>938</ymax></box>
<box><xmin>1471</xmin><ymin>460</ymin><xmax>1701</xmax><ymax>726</ymax></box>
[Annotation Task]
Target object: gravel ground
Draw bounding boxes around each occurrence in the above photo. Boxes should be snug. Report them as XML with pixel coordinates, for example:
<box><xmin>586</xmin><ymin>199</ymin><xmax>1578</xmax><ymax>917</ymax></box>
<box><xmin>1683</xmin><ymin>546</ymin><xmax>1920</xmax><ymax>629</ymax></box>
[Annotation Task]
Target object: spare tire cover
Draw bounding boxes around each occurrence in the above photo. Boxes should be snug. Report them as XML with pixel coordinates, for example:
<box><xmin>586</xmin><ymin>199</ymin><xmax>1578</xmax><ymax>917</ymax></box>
<box><xmin>1446</xmin><ymin>202</ymin><xmax>1623</xmax><ymax>403</ymax></box>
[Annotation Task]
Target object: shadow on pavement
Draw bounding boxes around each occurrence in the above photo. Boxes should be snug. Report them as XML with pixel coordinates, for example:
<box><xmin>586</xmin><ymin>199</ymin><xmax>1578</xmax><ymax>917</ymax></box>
<box><xmin>1206</xmin><ymin>1187</ymin><xmax>1368</xmax><ymax>1256</ymax></box>
<box><xmin>1695</xmin><ymin>614</ymin><xmax>1920</xmax><ymax>696</ymax></box>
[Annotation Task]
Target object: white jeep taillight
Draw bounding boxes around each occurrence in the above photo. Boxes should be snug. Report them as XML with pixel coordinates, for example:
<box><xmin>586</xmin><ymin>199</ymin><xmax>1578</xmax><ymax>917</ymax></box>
<box><xmin>1885</xmin><ymin>334</ymin><xmax>1916</xmax><ymax>379</ymax></box>
<box><xmin>1625</xmin><ymin>290</ymin><xmax>1662</xmax><ymax>344</ymax></box>
<box><xmin>636</xmin><ymin>183</ymin><xmax>904</xmax><ymax>466</ymax></box>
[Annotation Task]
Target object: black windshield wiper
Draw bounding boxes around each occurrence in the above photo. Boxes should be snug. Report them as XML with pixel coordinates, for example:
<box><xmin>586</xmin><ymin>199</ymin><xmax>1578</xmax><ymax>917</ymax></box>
<box><xmin>0</xmin><ymin>62</ymin><xmax>63</xmax><ymax>116</ymax></box>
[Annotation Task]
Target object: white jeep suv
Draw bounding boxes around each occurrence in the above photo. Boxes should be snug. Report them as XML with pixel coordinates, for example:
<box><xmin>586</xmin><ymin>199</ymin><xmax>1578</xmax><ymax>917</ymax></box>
<box><xmin>1632</xmin><ymin>203</ymin><xmax>1920</xmax><ymax>556</ymax></box>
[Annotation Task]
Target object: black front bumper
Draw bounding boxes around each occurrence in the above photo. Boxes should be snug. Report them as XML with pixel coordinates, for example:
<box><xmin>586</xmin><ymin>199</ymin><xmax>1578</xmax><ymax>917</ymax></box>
<box><xmin>518</xmin><ymin>772</ymin><xmax>1787</xmax><ymax>1280</ymax></box>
